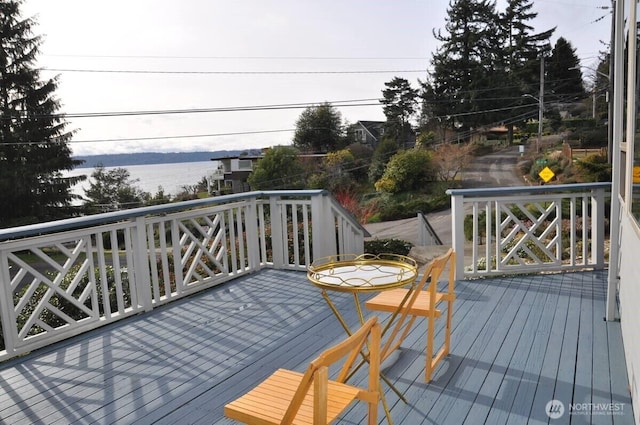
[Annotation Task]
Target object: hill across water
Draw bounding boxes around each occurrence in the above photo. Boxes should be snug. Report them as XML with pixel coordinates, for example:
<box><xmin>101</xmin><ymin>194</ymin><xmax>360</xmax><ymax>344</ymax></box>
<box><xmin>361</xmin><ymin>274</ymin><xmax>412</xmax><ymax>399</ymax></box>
<box><xmin>74</xmin><ymin>150</ymin><xmax>256</xmax><ymax>168</ymax></box>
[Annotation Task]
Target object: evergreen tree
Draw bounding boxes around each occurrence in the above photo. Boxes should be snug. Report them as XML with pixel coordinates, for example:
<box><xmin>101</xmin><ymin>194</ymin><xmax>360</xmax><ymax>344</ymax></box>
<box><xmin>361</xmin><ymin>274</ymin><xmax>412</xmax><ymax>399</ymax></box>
<box><xmin>500</xmin><ymin>0</ymin><xmax>554</xmax><ymax>141</ymax></box>
<box><xmin>429</xmin><ymin>0</ymin><xmax>502</xmax><ymax>134</ymax></box>
<box><xmin>380</xmin><ymin>77</ymin><xmax>418</xmax><ymax>148</ymax></box>
<box><xmin>547</xmin><ymin>37</ymin><xmax>585</xmax><ymax>101</ymax></box>
<box><xmin>0</xmin><ymin>0</ymin><xmax>83</xmax><ymax>227</ymax></box>
<box><xmin>292</xmin><ymin>102</ymin><xmax>346</xmax><ymax>153</ymax></box>
<box><xmin>422</xmin><ymin>0</ymin><xmax>555</xmax><ymax>143</ymax></box>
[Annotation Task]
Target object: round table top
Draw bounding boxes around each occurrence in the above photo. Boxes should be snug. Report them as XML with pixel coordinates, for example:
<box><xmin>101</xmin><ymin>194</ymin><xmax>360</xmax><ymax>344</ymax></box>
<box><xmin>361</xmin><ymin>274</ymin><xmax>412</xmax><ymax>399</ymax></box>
<box><xmin>307</xmin><ymin>253</ymin><xmax>418</xmax><ymax>292</ymax></box>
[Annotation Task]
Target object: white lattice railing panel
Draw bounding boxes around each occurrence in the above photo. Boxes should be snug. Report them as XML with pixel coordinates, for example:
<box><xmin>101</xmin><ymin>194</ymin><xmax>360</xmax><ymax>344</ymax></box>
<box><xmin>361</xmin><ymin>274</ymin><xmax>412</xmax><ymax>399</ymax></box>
<box><xmin>448</xmin><ymin>183</ymin><xmax>608</xmax><ymax>278</ymax></box>
<box><xmin>498</xmin><ymin>199</ymin><xmax>563</xmax><ymax>269</ymax></box>
<box><xmin>144</xmin><ymin>201</ymin><xmax>260</xmax><ymax>305</ymax></box>
<box><xmin>0</xmin><ymin>190</ymin><xmax>366</xmax><ymax>361</ymax></box>
<box><xmin>8</xmin><ymin>238</ymin><xmax>97</xmax><ymax>343</ymax></box>
<box><xmin>178</xmin><ymin>209</ymin><xmax>243</xmax><ymax>287</ymax></box>
<box><xmin>0</xmin><ymin>225</ymin><xmax>141</xmax><ymax>355</ymax></box>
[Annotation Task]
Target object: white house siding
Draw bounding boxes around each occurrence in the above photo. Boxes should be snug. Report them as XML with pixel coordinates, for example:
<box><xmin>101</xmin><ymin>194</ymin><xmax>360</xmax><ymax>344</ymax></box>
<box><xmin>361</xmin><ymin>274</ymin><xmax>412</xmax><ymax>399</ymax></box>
<box><xmin>618</xmin><ymin>212</ymin><xmax>640</xmax><ymax>424</ymax></box>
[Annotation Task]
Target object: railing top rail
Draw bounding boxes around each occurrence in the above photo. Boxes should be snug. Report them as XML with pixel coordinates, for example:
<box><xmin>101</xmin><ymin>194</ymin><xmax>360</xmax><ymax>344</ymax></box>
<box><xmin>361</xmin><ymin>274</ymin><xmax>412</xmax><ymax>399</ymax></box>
<box><xmin>0</xmin><ymin>190</ymin><xmax>328</xmax><ymax>242</ymax></box>
<box><xmin>446</xmin><ymin>182</ymin><xmax>611</xmax><ymax>198</ymax></box>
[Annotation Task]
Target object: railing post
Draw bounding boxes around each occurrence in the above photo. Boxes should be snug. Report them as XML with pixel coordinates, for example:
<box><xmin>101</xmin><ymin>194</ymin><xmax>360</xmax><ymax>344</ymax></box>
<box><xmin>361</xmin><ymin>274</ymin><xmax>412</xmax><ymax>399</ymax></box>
<box><xmin>245</xmin><ymin>196</ymin><xmax>261</xmax><ymax>272</ymax></box>
<box><xmin>450</xmin><ymin>192</ymin><xmax>465</xmax><ymax>278</ymax></box>
<box><xmin>133</xmin><ymin>217</ymin><xmax>153</xmax><ymax>312</ymax></box>
<box><xmin>0</xmin><ymin>251</ymin><xmax>16</xmax><ymax>357</ymax></box>
<box><xmin>591</xmin><ymin>187</ymin><xmax>605</xmax><ymax>269</ymax></box>
<box><xmin>269</xmin><ymin>196</ymin><xmax>286</xmax><ymax>268</ymax></box>
<box><xmin>311</xmin><ymin>193</ymin><xmax>334</xmax><ymax>260</ymax></box>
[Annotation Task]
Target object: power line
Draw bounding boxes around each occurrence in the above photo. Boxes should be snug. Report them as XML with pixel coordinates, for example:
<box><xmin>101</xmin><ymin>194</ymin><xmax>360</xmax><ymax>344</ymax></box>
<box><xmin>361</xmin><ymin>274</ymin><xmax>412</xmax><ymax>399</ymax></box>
<box><xmin>2</xmin><ymin>77</ymin><xmax>589</xmax><ymax>120</ymax></box>
<box><xmin>1</xmin><ymin>129</ymin><xmax>295</xmax><ymax>145</ymax></box>
<box><xmin>432</xmin><ymin>103</ymin><xmax>539</xmax><ymax>120</ymax></box>
<box><xmin>3</xmin><ymin>98</ymin><xmax>383</xmax><ymax>119</ymax></box>
<box><xmin>43</xmin><ymin>54</ymin><xmax>430</xmax><ymax>60</ymax></box>
<box><xmin>4</xmin><ymin>104</ymin><xmax>541</xmax><ymax>147</ymax></box>
<box><xmin>42</xmin><ymin>68</ymin><xmax>429</xmax><ymax>75</ymax></box>
<box><xmin>70</xmin><ymin>129</ymin><xmax>295</xmax><ymax>144</ymax></box>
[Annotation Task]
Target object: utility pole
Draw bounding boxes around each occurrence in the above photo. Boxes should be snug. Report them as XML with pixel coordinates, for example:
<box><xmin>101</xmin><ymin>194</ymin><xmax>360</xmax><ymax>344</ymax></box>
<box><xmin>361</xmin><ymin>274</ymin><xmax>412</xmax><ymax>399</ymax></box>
<box><xmin>538</xmin><ymin>56</ymin><xmax>544</xmax><ymax>153</ymax></box>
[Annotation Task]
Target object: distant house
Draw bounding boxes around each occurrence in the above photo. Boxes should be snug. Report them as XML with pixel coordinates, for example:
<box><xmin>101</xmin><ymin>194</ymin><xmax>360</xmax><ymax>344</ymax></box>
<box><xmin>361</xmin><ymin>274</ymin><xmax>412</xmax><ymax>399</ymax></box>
<box><xmin>469</xmin><ymin>125</ymin><xmax>509</xmax><ymax>144</ymax></box>
<box><xmin>208</xmin><ymin>152</ymin><xmax>263</xmax><ymax>195</ymax></box>
<box><xmin>349</xmin><ymin>120</ymin><xmax>416</xmax><ymax>149</ymax></box>
<box><xmin>349</xmin><ymin>121</ymin><xmax>386</xmax><ymax>149</ymax></box>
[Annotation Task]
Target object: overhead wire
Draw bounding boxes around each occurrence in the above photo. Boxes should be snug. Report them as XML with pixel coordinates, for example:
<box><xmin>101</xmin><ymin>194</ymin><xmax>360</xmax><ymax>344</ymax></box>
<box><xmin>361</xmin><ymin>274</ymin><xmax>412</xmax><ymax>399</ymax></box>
<box><xmin>43</xmin><ymin>54</ymin><xmax>431</xmax><ymax>60</ymax></box>
<box><xmin>3</xmin><ymin>89</ymin><xmax>586</xmax><ymax>147</ymax></box>
<box><xmin>42</xmin><ymin>68</ymin><xmax>429</xmax><ymax>75</ymax></box>
<box><xmin>2</xmin><ymin>98</ymin><xmax>383</xmax><ymax>119</ymax></box>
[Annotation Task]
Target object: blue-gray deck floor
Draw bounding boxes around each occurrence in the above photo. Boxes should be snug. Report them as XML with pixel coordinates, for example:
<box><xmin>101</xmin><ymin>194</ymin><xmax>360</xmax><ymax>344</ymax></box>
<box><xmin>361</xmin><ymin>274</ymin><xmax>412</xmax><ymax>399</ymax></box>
<box><xmin>0</xmin><ymin>268</ymin><xmax>634</xmax><ymax>424</ymax></box>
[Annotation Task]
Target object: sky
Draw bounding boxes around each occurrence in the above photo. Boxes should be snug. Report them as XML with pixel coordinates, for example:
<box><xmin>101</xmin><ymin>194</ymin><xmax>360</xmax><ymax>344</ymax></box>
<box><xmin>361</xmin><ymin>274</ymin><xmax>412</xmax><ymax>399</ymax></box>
<box><xmin>19</xmin><ymin>0</ymin><xmax>613</xmax><ymax>156</ymax></box>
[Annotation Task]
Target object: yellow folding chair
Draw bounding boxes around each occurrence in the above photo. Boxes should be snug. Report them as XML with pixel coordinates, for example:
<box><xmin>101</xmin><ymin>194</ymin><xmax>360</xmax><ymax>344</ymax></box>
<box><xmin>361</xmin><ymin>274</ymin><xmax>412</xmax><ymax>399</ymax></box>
<box><xmin>365</xmin><ymin>248</ymin><xmax>455</xmax><ymax>382</ymax></box>
<box><xmin>224</xmin><ymin>316</ymin><xmax>382</xmax><ymax>424</ymax></box>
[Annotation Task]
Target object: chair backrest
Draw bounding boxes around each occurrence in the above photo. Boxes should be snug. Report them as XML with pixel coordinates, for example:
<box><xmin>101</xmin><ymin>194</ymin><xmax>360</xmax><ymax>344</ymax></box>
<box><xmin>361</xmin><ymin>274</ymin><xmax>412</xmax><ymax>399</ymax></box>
<box><xmin>379</xmin><ymin>248</ymin><xmax>455</xmax><ymax>358</ymax></box>
<box><xmin>281</xmin><ymin>316</ymin><xmax>381</xmax><ymax>424</ymax></box>
<box><xmin>414</xmin><ymin>247</ymin><xmax>455</xmax><ymax>298</ymax></box>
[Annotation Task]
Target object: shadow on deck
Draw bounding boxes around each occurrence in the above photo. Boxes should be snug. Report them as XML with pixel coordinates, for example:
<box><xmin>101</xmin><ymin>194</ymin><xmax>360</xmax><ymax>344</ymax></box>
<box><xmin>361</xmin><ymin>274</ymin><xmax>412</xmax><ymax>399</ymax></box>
<box><xmin>0</xmin><ymin>269</ymin><xmax>634</xmax><ymax>424</ymax></box>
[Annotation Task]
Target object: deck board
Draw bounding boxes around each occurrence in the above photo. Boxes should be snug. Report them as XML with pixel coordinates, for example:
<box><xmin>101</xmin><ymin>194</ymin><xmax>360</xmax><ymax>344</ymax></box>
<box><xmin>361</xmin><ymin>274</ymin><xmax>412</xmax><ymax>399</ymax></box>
<box><xmin>389</xmin><ymin>271</ymin><xmax>509</xmax><ymax>424</ymax></box>
<box><xmin>504</xmin><ymin>274</ymin><xmax>562</xmax><ymax>425</ymax></box>
<box><xmin>0</xmin><ymin>268</ymin><xmax>634</xmax><ymax>424</ymax></box>
<box><xmin>528</xmin><ymin>273</ymin><xmax>572</xmax><ymax>425</ymax></box>
<box><xmin>432</xmin><ymin>275</ymin><xmax>528</xmax><ymax>425</ymax></box>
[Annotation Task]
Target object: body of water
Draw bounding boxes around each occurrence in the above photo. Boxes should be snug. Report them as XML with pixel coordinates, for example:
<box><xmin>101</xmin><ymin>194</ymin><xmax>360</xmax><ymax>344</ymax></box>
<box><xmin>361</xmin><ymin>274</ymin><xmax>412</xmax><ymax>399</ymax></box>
<box><xmin>64</xmin><ymin>161</ymin><xmax>219</xmax><ymax>199</ymax></box>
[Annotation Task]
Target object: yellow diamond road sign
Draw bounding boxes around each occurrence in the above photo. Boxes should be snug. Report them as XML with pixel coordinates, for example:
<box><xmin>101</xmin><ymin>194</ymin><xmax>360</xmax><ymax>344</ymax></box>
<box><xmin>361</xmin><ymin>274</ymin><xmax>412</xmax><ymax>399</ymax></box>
<box><xmin>539</xmin><ymin>166</ymin><xmax>555</xmax><ymax>183</ymax></box>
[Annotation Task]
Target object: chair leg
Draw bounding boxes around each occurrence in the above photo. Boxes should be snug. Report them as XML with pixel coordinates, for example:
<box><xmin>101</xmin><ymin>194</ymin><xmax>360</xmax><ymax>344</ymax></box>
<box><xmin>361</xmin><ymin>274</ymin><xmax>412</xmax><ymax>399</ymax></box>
<box><xmin>444</xmin><ymin>299</ymin><xmax>453</xmax><ymax>357</ymax></box>
<box><xmin>425</xmin><ymin>311</ymin><xmax>436</xmax><ymax>382</ymax></box>
<box><xmin>367</xmin><ymin>400</ymin><xmax>378</xmax><ymax>425</ymax></box>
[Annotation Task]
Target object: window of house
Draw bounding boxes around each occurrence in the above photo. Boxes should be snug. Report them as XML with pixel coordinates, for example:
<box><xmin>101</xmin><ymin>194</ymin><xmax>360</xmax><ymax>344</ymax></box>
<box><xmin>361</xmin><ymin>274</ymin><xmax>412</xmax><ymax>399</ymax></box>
<box><xmin>354</xmin><ymin>129</ymin><xmax>364</xmax><ymax>141</ymax></box>
<box><xmin>238</xmin><ymin>159</ymin><xmax>252</xmax><ymax>170</ymax></box>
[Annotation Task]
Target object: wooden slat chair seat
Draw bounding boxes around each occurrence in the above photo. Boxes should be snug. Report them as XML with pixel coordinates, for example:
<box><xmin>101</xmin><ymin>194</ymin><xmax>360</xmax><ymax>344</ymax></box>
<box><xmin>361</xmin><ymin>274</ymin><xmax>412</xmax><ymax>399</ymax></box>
<box><xmin>224</xmin><ymin>317</ymin><xmax>382</xmax><ymax>425</ymax></box>
<box><xmin>365</xmin><ymin>248</ymin><xmax>455</xmax><ymax>382</ymax></box>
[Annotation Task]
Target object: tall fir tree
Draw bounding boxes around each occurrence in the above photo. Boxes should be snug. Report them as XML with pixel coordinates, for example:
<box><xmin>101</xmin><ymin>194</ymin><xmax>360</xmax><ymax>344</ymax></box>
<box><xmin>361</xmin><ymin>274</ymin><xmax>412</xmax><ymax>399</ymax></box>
<box><xmin>428</xmin><ymin>0</ymin><xmax>502</xmax><ymax>135</ymax></box>
<box><xmin>380</xmin><ymin>77</ymin><xmax>418</xmax><ymax>148</ymax></box>
<box><xmin>500</xmin><ymin>0</ymin><xmax>554</xmax><ymax>142</ymax></box>
<box><xmin>546</xmin><ymin>37</ymin><xmax>586</xmax><ymax>101</ymax></box>
<box><xmin>0</xmin><ymin>0</ymin><xmax>83</xmax><ymax>227</ymax></box>
<box><xmin>422</xmin><ymin>0</ymin><xmax>555</xmax><ymax>143</ymax></box>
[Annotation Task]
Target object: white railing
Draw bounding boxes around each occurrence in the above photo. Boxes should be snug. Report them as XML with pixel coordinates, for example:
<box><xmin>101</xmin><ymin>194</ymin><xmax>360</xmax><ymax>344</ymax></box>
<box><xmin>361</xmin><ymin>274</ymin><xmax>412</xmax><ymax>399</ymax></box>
<box><xmin>0</xmin><ymin>190</ymin><xmax>365</xmax><ymax>361</ymax></box>
<box><xmin>417</xmin><ymin>211</ymin><xmax>443</xmax><ymax>246</ymax></box>
<box><xmin>447</xmin><ymin>183</ymin><xmax>609</xmax><ymax>278</ymax></box>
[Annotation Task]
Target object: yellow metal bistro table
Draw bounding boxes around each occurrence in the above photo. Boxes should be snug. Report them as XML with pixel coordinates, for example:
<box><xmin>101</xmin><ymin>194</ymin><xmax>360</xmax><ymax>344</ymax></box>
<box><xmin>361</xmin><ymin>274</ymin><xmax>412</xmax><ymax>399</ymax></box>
<box><xmin>307</xmin><ymin>253</ymin><xmax>418</xmax><ymax>424</ymax></box>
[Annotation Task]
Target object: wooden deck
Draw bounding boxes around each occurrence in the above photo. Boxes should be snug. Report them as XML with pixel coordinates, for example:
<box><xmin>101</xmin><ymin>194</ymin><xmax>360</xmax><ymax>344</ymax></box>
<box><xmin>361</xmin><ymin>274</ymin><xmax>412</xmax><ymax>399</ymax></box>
<box><xmin>0</xmin><ymin>269</ymin><xmax>634</xmax><ymax>424</ymax></box>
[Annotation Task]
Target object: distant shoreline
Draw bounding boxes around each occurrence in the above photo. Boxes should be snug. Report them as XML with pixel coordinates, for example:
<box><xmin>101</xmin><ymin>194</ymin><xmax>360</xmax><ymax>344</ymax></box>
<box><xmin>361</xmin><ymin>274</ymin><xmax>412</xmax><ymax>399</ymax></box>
<box><xmin>74</xmin><ymin>149</ymin><xmax>250</xmax><ymax>168</ymax></box>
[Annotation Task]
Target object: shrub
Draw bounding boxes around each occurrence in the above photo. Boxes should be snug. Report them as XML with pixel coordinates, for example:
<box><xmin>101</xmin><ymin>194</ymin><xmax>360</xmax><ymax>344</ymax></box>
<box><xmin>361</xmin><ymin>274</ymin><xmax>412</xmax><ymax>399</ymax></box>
<box><xmin>464</xmin><ymin>212</ymin><xmax>487</xmax><ymax>243</ymax></box>
<box><xmin>365</xmin><ymin>238</ymin><xmax>413</xmax><ymax>256</ymax></box>
<box><xmin>574</xmin><ymin>154</ymin><xmax>611</xmax><ymax>182</ymax></box>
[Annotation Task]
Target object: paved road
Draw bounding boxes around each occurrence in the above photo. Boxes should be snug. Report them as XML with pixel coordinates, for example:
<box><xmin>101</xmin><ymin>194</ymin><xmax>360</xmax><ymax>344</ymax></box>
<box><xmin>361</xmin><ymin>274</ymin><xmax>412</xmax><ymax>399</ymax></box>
<box><xmin>461</xmin><ymin>145</ymin><xmax>525</xmax><ymax>188</ymax></box>
<box><xmin>364</xmin><ymin>146</ymin><xmax>526</xmax><ymax>246</ymax></box>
